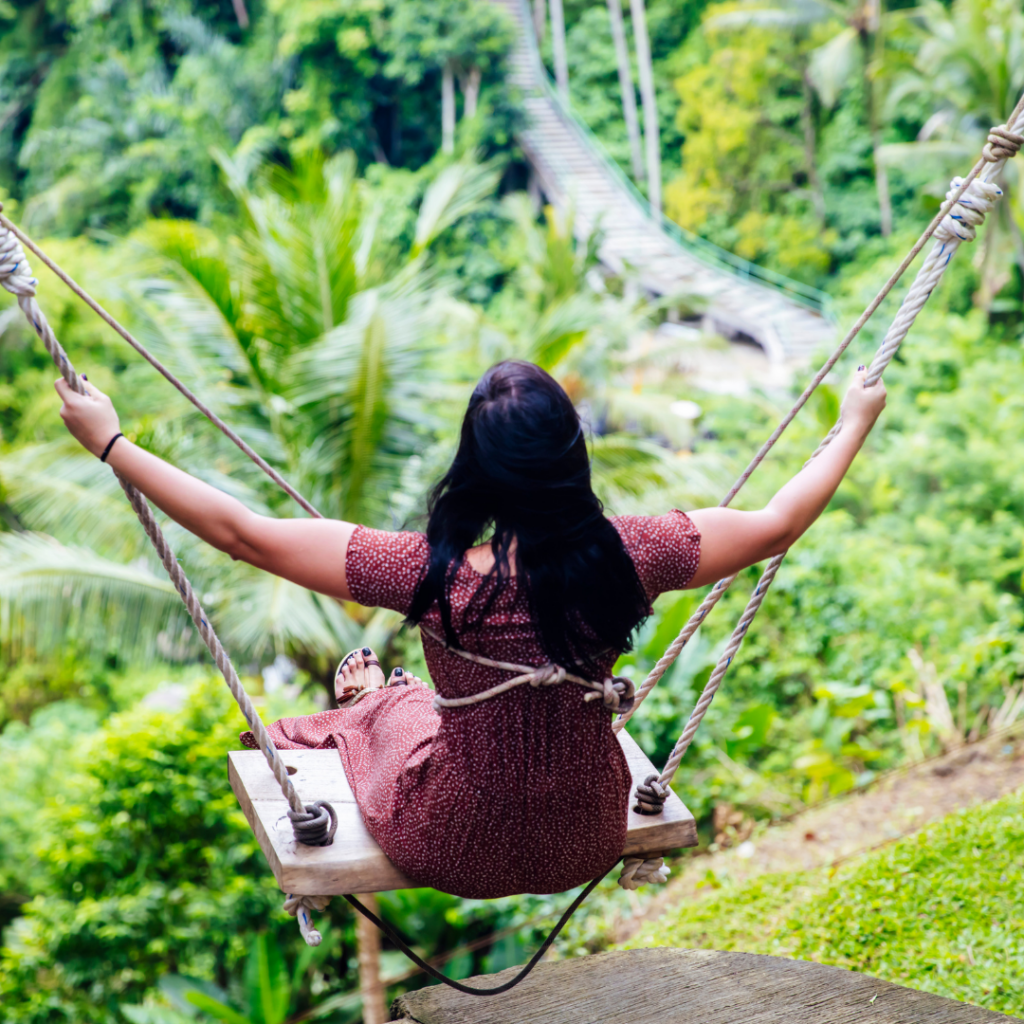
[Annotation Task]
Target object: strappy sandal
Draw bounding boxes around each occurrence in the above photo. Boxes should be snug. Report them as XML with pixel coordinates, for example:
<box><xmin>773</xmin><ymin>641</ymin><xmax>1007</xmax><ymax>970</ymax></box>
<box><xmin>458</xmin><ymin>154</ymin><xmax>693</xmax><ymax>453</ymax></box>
<box><xmin>335</xmin><ymin>646</ymin><xmax>382</xmax><ymax>707</ymax></box>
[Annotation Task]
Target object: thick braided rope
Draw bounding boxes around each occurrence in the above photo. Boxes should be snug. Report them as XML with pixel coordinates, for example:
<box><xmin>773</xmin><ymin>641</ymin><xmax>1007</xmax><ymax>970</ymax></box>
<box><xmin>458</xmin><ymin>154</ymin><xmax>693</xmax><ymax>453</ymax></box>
<box><xmin>0</xmin><ymin>210</ymin><xmax>322</xmax><ymax>520</ymax></box>
<box><xmin>0</xmin><ymin>222</ymin><xmax>339</xmax><ymax>845</ymax></box>
<box><xmin>651</xmin><ymin>114</ymin><xmax>1024</xmax><ymax>799</ymax></box>
<box><xmin>420</xmin><ymin>626</ymin><xmax>635</xmax><ymax>713</ymax></box>
<box><xmin>613</xmin><ymin>112</ymin><xmax>1024</xmax><ymax>741</ymax></box>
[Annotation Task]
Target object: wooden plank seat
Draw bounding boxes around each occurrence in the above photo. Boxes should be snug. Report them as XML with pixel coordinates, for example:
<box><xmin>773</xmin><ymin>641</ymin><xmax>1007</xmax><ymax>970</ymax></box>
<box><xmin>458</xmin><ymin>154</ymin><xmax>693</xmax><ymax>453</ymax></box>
<box><xmin>390</xmin><ymin>948</ymin><xmax>1017</xmax><ymax>1023</ymax></box>
<box><xmin>228</xmin><ymin>730</ymin><xmax>697</xmax><ymax>896</ymax></box>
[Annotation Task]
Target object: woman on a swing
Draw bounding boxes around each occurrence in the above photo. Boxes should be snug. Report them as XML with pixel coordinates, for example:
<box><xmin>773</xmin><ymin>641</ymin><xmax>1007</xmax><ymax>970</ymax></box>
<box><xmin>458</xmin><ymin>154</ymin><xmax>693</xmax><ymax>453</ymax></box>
<box><xmin>56</xmin><ymin>359</ymin><xmax>884</xmax><ymax>899</ymax></box>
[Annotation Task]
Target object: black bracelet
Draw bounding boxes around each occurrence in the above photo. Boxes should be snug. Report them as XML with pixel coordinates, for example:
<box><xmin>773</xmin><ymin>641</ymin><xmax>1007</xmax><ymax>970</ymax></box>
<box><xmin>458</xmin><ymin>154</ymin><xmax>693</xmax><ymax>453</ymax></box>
<box><xmin>99</xmin><ymin>432</ymin><xmax>124</xmax><ymax>463</ymax></box>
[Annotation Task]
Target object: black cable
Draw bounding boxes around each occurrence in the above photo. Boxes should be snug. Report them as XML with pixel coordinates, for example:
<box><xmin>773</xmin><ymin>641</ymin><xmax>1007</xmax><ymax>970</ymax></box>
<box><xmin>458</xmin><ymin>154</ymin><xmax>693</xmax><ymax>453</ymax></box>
<box><xmin>343</xmin><ymin>871</ymin><xmax>607</xmax><ymax>996</ymax></box>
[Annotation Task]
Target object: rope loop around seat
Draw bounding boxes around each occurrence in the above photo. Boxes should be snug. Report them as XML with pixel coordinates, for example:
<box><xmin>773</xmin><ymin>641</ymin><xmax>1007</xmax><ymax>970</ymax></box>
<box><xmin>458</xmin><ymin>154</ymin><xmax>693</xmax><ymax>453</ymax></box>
<box><xmin>288</xmin><ymin>800</ymin><xmax>339</xmax><ymax>847</ymax></box>
<box><xmin>633</xmin><ymin>772</ymin><xmax>671</xmax><ymax>815</ymax></box>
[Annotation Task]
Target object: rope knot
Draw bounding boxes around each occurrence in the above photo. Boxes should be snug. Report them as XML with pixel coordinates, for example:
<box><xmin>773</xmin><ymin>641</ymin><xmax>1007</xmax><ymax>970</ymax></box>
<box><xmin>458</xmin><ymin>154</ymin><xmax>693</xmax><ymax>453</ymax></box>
<box><xmin>287</xmin><ymin>799</ymin><xmax>338</xmax><ymax>846</ymax></box>
<box><xmin>529</xmin><ymin>663</ymin><xmax>566</xmax><ymax>687</ymax></box>
<box><xmin>618</xmin><ymin>855</ymin><xmax>670</xmax><ymax>890</ymax></box>
<box><xmin>0</xmin><ymin>226</ymin><xmax>38</xmax><ymax>299</ymax></box>
<box><xmin>934</xmin><ymin>176</ymin><xmax>1003</xmax><ymax>245</ymax></box>
<box><xmin>583</xmin><ymin>675</ymin><xmax>635</xmax><ymax>713</ymax></box>
<box><xmin>633</xmin><ymin>772</ymin><xmax>670</xmax><ymax>815</ymax></box>
<box><xmin>982</xmin><ymin>123</ymin><xmax>1024</xmax><ymax>163</ymax></box>
<box><xmin>284</xmin><ymin>893</ymin><xmax>332</xmax><ymax>947</ymax></box>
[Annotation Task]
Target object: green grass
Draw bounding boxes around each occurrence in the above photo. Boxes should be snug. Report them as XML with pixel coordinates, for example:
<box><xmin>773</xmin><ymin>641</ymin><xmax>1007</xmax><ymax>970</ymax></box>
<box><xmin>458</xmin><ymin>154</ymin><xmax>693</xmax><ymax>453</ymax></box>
<box><xmin>625</xmin><ymin>791</ymin><xmax>1024</xmax><ymax>1017</ymax></box>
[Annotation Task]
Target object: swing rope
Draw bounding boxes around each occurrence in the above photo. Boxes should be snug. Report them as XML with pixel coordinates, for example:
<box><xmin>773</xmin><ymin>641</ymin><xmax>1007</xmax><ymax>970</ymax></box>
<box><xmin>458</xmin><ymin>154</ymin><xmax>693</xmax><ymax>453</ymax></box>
<box><xmin>0</xmin><ymin>217</ymin><xmax>336</xmax><ymax>850</ymax></box>
<box><xmin>612</xmin><ymin>107</ymin><xmax>1024</xmax><ymax>804</ymax></box>
<box><xmin>0</xmin><ymin>97</ymin><xmax>1019</xmax><ymax>977</ymax></box>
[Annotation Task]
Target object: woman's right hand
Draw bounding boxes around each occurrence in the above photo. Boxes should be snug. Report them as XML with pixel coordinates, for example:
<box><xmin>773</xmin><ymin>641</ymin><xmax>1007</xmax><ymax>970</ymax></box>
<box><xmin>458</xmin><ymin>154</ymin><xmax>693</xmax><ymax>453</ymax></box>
<box><xmin>840</xmin><ymin>366</ymin><xmax>887</xmax><ymax>433</ymax></box>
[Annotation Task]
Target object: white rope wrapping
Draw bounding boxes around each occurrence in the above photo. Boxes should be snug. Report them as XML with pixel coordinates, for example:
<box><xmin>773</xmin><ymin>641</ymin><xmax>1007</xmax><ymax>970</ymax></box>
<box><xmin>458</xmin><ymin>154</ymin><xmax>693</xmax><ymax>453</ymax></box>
<box><xmin>284</xmin><ymin>893</ymin><xmax>332</xmax><ymax>946</ymax></box>
<box><xmin>0</xmin><ymin>225</ymin><xmax>317</xmax><ymax>826</ymax></box>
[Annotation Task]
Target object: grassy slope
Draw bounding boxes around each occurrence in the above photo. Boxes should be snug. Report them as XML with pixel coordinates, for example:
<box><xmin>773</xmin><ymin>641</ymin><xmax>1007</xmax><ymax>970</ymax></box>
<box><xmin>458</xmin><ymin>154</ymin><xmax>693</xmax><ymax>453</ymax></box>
<box><xmin>624</xmin><ymin>791</ymin><xmax>1024</xmax><ymax>1017</ymax></box>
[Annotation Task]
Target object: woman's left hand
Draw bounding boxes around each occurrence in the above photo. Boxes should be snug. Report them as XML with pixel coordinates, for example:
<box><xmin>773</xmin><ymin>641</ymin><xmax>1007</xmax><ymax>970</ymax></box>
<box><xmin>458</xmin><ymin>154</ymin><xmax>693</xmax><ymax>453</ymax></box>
<box><xmin>55</xmin><ymin>376</ymin><xmax>121</xmax><ymax>458</ymax></box>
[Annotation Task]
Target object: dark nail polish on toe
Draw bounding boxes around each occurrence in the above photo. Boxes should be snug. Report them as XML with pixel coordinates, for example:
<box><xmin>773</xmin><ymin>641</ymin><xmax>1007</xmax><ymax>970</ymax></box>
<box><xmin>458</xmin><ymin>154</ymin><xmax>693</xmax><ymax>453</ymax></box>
<box><xmin>362</xmin><ymin>646</ymin><xmax>371</xmax><ymax>656</ymax></box>
<box><xmin>858</xmin><ymin>365</ymin><xmax>865</xmax><ymax>371</ymax></box>
<box><xmin>395</xmin><ymin>667</ymin><xmax>403</xmax><ymax>676</ymax></box>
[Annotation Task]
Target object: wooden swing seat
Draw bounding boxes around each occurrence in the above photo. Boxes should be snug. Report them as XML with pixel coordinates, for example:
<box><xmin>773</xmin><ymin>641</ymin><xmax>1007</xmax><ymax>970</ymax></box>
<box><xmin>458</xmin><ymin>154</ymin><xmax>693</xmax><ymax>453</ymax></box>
<box><xmin>389</xmin><ymin>947</ymin><xmax>1015</xmax><ymax>1023</ymax></box>
<box><xmin>228</xmin><ymin>729</ymin><xmax>697</xmax><ymax>896</ymax></box>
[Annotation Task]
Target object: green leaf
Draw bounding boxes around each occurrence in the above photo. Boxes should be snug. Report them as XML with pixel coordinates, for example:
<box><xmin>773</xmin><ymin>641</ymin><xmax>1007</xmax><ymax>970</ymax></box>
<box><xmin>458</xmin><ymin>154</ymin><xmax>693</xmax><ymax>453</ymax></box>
<box><xmin>186</xmin><ymin>992</ymin><xmax>253</xmax><ymax>1024</ymax></box>
<box><xmin>244</xmin><ymin>932</ymin><xmax>290</xmax><ymax>1024</ymax></box>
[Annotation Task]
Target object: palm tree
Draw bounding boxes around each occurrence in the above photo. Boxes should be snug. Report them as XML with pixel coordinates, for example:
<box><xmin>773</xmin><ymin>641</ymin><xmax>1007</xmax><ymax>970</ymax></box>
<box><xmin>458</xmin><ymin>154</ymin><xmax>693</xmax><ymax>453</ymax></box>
<box><xmin>606</xmin><ymin>0</ymin><xmax>647</xmax><ymax>182</ymax></box>
<box><xmin>879</xmin><ymin>0</ymin><xmax>1024</xmax><ymax>303</ymax></box>
<box><xmin>708</xmin><ymin>0</ymin><xmax>895</xmax><ymax>234</ymax></box>
<box><xmin>549</xmin><ymin>0</ymin><xmax>571</xmax><ymax>103</ymax></box>
<box><xmin>0</xmin><ymin>153</ymin><xmax>502</xmax><ymax>682</ymax></box>
<box><xmin>628</xmin><ymin>0</ymin><xmax>662</xmax><ymax>219</ymax></box>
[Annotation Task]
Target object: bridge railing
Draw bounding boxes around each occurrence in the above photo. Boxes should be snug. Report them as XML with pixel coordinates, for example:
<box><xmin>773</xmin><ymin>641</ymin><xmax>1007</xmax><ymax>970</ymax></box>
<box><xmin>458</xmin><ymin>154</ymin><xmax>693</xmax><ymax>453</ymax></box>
<box><xmin>508</xmin><ymin>0</ymin><xmax>836</xmax><ymax>321</ymax></box>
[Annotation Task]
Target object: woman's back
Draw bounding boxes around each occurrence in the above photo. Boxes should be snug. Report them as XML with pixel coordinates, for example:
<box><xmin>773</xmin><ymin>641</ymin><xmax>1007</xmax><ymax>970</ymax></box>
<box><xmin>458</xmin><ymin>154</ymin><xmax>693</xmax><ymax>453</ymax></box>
<box><xmin>247</xmin><ymin>511</ymin><xmax>699</xmax><ymax>898</ymax></box>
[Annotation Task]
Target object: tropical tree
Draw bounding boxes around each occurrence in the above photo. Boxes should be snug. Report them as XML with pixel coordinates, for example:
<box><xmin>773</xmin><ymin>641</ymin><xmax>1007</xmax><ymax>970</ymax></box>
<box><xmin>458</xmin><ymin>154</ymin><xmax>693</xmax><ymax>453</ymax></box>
<box><xmin>0</xmin><ymin>153</ymin><xmax>502</xmax><ymax>690</ymax></box>
<box><xmin>880</xmin><ymin>0</ymin><xmax>1024</xmax><ymax>304</ymax></box>
<box><xmin>606</xmin><ymin>0</ymin><xmax>647</xmax><ymax>182</ymax></box>
<box><xmin>550</xmin><ymin>0</ymin><xmax>571</xmax><ymax>103</ymax></box>
<box><xmin>385</xmin><ymin>0</ymin><xmax>515</xmax><ymax>154</ymax></box>
<box><xmin>707</xmin><ymin>0</ymin><xmax>897</xmax><ymax>235</ymax></box>
<box><xmin>629</xmin><ymin>0</ymin><xmax>663</xmax><ymax>218</ymax></box>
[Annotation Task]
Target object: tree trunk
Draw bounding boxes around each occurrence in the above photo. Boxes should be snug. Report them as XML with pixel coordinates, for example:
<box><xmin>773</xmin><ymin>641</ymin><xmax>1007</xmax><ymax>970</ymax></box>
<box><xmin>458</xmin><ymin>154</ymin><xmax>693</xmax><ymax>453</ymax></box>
<box><xmin>533</xmin><ymin>0</ymin><xmax>547</xmax><ymax>44</ymax></box>
<box><xmin>549</xmin><ymin>0</ymin><xmax>570</xmax><ymax>104</ymax></box>
<box><xmin>628</xmin><ymin>0</ymin><xmax>660</xmax><ymax>219</ymax></box>
<box><xmin>230</xmin><ymin>0</ymin><xmax>249</xmax><ymax>29</ymax></box>
<box><xmin>801</xmin><ymin>71</ymin><xmax>826</xmax><ymax>222</ymax></box>
<box><xmin>859</xmin><ymin>30</ymin><xmax>891</xmax><ymax>236</ymax></box>
<box><xmin>357</xmin><ymin>894</ymin><xmax>387</xmax><ymax>1024</ymax></box>
<box><xmin>606</xmin><ymin>0</ymin><xmax>645</xmax><ymax>182</ymax></box>
<box><xmin>461</xmin><ymin>66</ymin><xmax>482</xmax><ymax>120</ymax></box>
<box><xmin>441</xmin><ymin>62</ymin><xmax>456</xmax><ymax>154</ymax></box>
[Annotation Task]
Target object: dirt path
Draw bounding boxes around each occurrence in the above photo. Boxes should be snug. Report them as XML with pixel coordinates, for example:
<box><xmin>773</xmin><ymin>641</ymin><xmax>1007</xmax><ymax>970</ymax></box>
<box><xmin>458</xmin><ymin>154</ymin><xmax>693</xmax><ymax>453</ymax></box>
<box><xmin>615</xmin><ymin>723</ymin><xmax>1024</xmax><ymax>943</ymax></box>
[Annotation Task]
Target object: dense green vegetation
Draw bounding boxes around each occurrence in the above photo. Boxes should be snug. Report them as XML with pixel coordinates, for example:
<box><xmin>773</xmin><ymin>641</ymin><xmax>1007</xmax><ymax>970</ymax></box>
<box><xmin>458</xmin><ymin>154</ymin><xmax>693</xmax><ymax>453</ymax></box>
<box><xmin>2</xmin><ymin>0</ymin><xmax>1024</xmax><ymax>1019</ymax></box>
<box><xmin>626</xmin><ymin>789</ymin><xmax>1024</xmax><ymax>1016</ymax></box>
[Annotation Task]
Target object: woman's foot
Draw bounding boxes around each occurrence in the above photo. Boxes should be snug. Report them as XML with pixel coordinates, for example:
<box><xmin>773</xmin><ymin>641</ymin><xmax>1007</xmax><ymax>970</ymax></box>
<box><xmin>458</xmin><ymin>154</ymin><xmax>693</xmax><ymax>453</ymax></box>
<box><xmin>335</xmin><ymin>647</ymin><xmax>386</xmax><ymax>707</ymax></box>
<box><xmin>387</xmin><ymin>667</ymin><xmax>427</xmax><ymax>688</ymax></box>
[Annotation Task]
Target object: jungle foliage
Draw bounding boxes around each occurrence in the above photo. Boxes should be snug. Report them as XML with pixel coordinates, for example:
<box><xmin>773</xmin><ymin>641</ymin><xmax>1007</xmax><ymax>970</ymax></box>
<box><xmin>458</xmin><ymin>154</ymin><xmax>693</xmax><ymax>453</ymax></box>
<box><xmin>2</xmin><ymin>0</ymin><xmax>1024</xmax><ymax>1019</ymax></box>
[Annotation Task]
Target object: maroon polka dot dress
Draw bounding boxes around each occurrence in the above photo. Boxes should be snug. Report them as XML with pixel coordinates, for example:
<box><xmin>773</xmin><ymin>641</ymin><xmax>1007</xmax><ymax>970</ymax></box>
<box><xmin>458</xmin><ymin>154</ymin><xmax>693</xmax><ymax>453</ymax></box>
<box><xmin>242</xmin><ymin>511</ymin><xmax>700</xmax><ymax>899</ymax></box>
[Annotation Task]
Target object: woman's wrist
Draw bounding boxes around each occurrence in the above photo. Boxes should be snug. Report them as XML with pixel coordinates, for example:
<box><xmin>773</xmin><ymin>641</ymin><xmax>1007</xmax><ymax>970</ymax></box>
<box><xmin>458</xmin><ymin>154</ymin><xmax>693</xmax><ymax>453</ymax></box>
<box><xmin>104</xmin><ymin>434</ymin><xmax>133</xmax><ymax>470</ymax></box>
<box><xmin>99</xmin><ymin>432</ymin><xmax>124</xmax><ymax>463</ymax></box>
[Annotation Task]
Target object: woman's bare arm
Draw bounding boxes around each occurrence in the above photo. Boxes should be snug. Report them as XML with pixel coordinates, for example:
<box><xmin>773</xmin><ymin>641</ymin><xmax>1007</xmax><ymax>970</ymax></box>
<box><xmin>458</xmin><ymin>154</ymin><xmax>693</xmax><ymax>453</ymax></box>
<box><xmin>686</xmin><ymin>368</ymin><xmax>886</xmax><ymax>588</ymax></box>
<box><xmin>54</xmin><ymin>378</ymin><xmax>357</xmax><ymax>601</ymax></box>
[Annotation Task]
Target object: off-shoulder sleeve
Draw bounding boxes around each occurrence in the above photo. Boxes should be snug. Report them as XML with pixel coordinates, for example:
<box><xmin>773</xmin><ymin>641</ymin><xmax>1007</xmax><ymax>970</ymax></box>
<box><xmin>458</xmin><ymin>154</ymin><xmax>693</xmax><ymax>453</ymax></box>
<box><xmin>345</xmin><ymin>526</ymin><xmax>430</xmax><ymax>614</ymax></box>
<box><xmin>611</xmin><ymin>510</ymin><xmax>702</xmax><ymax>600</ymax></box>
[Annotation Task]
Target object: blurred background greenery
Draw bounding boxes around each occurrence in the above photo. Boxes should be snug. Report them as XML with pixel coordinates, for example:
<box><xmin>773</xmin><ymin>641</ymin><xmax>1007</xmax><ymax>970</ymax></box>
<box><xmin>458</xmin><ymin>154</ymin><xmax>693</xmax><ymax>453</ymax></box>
<box><xmin>2</xmin><ymin>0</ymin><xmax>1024</xmax><ymax>1020</ymax></box>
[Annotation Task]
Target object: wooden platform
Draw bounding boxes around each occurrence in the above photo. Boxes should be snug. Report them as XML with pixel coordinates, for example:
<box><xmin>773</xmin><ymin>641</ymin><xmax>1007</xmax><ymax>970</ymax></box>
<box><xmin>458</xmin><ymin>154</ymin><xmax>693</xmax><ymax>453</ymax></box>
<box><xmin>390</xmin><ymin>948</ymin><xmax>1019</xmax><ymax>1023</ymax></box>
<box><xmin>228</xmin><ymin>730</ymin><xmax>697</xmax><ymax>896</ymax></box>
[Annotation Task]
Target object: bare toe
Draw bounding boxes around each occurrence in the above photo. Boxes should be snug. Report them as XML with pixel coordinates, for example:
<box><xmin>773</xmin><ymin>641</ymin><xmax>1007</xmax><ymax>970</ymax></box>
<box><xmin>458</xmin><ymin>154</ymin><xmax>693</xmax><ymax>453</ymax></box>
<box><xmin>387</xmin><ymin>667</ymin><xmax>409</xmax><ymax>687</ymax></box>
<box><xmin>336</xmin><ymin>647</ymin><xmax>386</xmax><ymax>703</ymax></box>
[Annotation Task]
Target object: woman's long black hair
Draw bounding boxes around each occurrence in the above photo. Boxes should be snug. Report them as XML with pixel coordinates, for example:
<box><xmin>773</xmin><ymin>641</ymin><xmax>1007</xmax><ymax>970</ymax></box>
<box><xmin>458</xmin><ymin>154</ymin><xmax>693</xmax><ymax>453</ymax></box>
<box><xmin>406</xmin><ymin>360</ymin><xmax>650</xmax><ymax>671</ymax></box>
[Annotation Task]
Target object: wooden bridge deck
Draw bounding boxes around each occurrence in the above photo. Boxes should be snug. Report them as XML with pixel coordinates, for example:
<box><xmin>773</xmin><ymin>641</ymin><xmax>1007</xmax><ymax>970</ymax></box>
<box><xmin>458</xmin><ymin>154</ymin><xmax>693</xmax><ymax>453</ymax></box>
<box><xmin>391</xmin><ymin>948</ymin><xmax>1019</xmax><ymax>1023</ymax></box>
<box><xmin>492</xmin><ymin>0</ymin><xmax>836</xmax><ymax>363</ymax></box>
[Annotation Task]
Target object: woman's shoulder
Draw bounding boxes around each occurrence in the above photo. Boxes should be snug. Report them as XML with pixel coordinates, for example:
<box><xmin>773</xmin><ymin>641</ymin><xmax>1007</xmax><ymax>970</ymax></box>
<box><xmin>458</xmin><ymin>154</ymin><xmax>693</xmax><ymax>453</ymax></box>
<box><xmin>608</xmin><ymin>510</ymin><xmax>702</xmax><ymax>596</ymax></box>
<box><xmin>346</xmin><ymin>525</ymin><xmax>430</xmax><ymax>612</ymax></box>
<box><xmin>609</xmin><ymin>509</ymin><xmax>700</xmax><ymax>547</ymax></box>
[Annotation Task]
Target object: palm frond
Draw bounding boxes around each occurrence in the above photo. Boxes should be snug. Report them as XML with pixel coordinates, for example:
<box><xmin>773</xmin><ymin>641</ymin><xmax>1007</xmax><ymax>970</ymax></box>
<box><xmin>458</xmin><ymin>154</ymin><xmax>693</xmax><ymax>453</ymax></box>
<box><xmin>412</xmin><ymin>158</ymin><xmax>503</xmax><ymax>256</ymax></box>
<box><xmin>0</xmin><ymin>532</ymin><xmax>186</xmax><ymax>662</ymax></box>
<box><xmin>590</xmin><ymin>434</ymin><xmax>733</xmax><ymax>515</ymax></box>
<box><xmin>206</xmin><ymin>566</ymin><xmax>361</xmax><ymax>661</ymax></box>
<box><xmin>0</xmin><ymin>442</ymin><xmax>148</xmax><ymax>558</ymax></box>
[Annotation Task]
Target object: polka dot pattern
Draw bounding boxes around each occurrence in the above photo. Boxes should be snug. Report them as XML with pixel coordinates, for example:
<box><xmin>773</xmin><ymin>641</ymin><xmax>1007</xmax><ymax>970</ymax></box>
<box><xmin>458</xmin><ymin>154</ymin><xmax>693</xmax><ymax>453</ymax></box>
<box><xmin>241</xmin><ymin>510</ymin><xmax>700</xmax><ymax>899</ymax></box>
